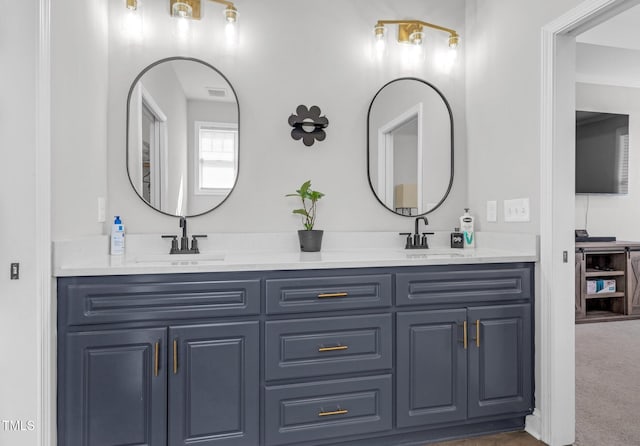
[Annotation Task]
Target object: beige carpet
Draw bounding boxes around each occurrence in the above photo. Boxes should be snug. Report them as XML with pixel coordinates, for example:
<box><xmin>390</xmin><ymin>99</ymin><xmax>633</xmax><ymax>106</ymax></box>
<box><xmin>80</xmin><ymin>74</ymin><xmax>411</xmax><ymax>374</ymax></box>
<box><xmin>575</xmin><ymin>320</ymin><xmax>640</xmax><ymax>445</ymax></box>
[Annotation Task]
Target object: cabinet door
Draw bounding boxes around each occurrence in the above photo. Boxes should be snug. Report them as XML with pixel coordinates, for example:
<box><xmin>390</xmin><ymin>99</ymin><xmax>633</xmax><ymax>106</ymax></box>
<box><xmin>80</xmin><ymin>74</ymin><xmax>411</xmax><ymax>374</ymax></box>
<box><xmin>396</xmin><ymin>309</ymin><xmax>468</xmax><ymax>428</ymax></box>
<box><xmin>627</xmin><ymin>251</ymin><xmax>640</xmax><ymax>315</ymax></box>
<box><xmin>63</xmin><ymin>328</ymin><xmax>167</xmax><ymax>446</ymax></box>
<box><xmin>168</xmin><ymin>321</ymin><xmax>259</xmax><ymax>446</ymax></box>
<box><xmin>467</xmin><ymin>304</ymin><xmax>532</xmax><ymax>419</ymax></box>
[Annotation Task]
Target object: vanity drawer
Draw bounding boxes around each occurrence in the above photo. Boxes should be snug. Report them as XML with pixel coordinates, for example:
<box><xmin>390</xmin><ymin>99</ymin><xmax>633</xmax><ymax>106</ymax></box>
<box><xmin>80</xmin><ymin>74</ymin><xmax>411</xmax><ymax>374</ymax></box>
<box><xmin>265</xmin><ymin>274</ymin><xmax>392</xmax><ymax>314</ymax></box>
<box><xmin>264</xmin><ymin>375</ymin><xmax>392</xmax><ymax>446</ymax></box>
<box><xmin>396</xmin><ymin>264</ymin><xmax>533</xmax><ymax>307</ymax></box>
<box><xmin>59</xmin><ymin>277</ymin><xmax>260</xmax><ymax>325</ymax></box>
<box><xmin>265</xmin><ymin>314</ymin><xmax>392</xmax><ymax>380</ymax></box>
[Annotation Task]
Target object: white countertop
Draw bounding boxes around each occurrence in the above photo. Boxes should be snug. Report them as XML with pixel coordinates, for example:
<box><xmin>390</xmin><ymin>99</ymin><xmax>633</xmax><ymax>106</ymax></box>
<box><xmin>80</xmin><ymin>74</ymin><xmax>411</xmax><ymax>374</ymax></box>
<box><xmin>53</xmin><ymin>231</ymin><xmax>538</xmax><ymax>277</ymax></box>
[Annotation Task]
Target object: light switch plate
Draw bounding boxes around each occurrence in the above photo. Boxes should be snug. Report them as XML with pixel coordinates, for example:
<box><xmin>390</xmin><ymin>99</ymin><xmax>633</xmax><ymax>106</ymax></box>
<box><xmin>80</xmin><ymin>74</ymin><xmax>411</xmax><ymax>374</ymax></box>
<box><xmin>487</xmin><ymin>200</ymin><xmax>497</xmax><ymax>222</ymax></box>
<box><xmin>504</xmin><ymin>198</ymin><xmax>530</xmax><ymax>222</ymax></box>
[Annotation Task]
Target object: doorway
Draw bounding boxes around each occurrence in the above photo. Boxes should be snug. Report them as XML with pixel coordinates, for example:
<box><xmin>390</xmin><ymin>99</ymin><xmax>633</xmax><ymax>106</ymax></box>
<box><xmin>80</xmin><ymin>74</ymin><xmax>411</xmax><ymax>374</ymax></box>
<box><xmin>540</xmin><ymin>0</ymin><xmax>640</xmax><ymax>444</ymax></box>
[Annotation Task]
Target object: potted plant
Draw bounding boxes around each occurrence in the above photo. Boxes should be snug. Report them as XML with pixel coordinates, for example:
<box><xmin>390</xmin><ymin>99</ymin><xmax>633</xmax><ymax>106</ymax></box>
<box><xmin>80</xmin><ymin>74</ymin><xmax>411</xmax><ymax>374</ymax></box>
<box><xmin>286</xmin><ymin>180</ymin><xmax>325</xmax><ymax>252</ymax></box>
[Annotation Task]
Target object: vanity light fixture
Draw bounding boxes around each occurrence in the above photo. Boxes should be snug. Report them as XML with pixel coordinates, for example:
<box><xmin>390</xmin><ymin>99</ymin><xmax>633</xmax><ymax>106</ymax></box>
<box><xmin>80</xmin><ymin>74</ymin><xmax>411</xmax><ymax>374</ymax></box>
<box><xmin>374</xmin><ymin>19</ymin><xmax>459</xmax><ymax>52</ymax></box>
<box><xmin>169</xmin><ymin>0</ymin><xmax>238</xmax><ymax>23</ymax></box>
<box><xmin>126</xmin><ymin>0</ymin><xmax>137</xmax><ymax>10</ymax></box>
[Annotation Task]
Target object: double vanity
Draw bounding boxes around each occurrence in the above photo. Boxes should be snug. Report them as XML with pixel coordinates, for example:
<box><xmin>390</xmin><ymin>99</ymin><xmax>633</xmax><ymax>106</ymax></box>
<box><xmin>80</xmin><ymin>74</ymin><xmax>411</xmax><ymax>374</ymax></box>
<box><xmin>53</xmin><ymin>55</ymin><xmax>536</xmax><ymax>445</ymax></box>
<box><xmin>55</xmin><ymin>233</ymin><xmax>536</xmax><ymax>446</ymax></box>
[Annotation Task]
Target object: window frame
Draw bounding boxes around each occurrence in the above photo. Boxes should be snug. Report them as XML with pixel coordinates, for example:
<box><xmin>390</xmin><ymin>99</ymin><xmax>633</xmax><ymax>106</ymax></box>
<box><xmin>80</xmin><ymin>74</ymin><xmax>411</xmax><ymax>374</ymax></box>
<box><xmin>194</xmin><ymin>120</ymin><xmax>239</xmax><ymax>196</ymax></box>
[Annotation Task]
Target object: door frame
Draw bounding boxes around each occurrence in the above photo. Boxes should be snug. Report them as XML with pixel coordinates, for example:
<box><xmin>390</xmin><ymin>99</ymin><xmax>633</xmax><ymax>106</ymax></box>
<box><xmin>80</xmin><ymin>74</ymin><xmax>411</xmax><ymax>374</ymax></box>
<box><xmin>377</xmin><ymin>103</ymin><xmax>424</xmax><ymax>213</ymax></box>
<box><xmin>537</xmin><ymin>0</ymin><xmax>639</xmax><ymax>444</ymax></box>
<box><xmin>37</xmin><ymin>0</ymin><xmax>53</xmax><ymax>445</ymax></box>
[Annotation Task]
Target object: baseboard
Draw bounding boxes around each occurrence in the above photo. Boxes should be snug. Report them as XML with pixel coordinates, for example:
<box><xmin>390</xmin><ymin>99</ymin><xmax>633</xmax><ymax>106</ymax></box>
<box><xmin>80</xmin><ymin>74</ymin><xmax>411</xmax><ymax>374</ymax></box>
<box><xmin>525</xmin><ymin>409</ymin><xmax>542</xmax><ymax>440</ymax></box>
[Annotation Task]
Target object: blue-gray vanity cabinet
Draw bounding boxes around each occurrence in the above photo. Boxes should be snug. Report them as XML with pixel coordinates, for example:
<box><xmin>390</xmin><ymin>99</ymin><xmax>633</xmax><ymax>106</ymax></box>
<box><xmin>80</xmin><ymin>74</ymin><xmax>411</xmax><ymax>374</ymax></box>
<box><xmin>396</xmin><ymin>264</ymin><xmax>533</xmax><ymax>430</ymax></box>
<box><xmin>467</xmin><ymin>304</ymin><xmax>532</xmax><ymax>419</ymax></box>
<box><xmin>264</xmin><ymin>314</ymin><xmax>392</xmax><ymax>380</ymax></box>
<box><xmin>264</xmin><ymin>375</ymin><xmax>393</xmax><ymax>446</ymax></box>
<box><xmin>397</xmin><ymin>305</ymin><xmax>532</xmax><ymax>428</ymax></box>
<box><xmin>58</xmin><ymin>274</ymin><xmax>261</xmax><ymax>446</ymax></box>
<box><xmin>62</xmin><ymin>327</ymin><xmax>168</xmax><ymax>446</ymax></box>
<box><xmin>265</xmin><ymin>274</ymin><xmax>392</xmax><ymax>314</ymax></box>
<box><xmin>396</xmin><ymin>309</ymin><xmax>468</xmax><ymax>428</ymax></box>
<box><xmin>169</xmin><ymin>321</ymin><xmax>259</xmax><ymax>446</ymax></box>
<box><xmin>58</xmin><ymin>263</ymin><xmax>534</xmax><ymax>446</ymax></box>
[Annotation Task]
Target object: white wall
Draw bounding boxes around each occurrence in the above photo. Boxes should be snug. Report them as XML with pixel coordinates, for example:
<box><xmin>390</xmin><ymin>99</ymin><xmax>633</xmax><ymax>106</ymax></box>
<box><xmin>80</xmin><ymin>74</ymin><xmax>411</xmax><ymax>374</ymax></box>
<box><xmin>49</xmin><ymin>0</ymin><xmax>469</xmax><ymax>239</ymax></box>
<box><xmin>52</xmin><ymin>0</ymin><xmax>108</xmax><ymax>239</ymax></box>
<box><xmin>465</xmin><ymin>0</ymin><xmax>584</xmax><ymax>232</ymax></box>
<box><xmin>575</xmin><ymin>82</ymin><xmax>640</xmax><ymax>239</ymax></box>
<box><xmin>576</xmin><ymin>43</ymin><xmax>640</xmax><ymax>88</ymax></box>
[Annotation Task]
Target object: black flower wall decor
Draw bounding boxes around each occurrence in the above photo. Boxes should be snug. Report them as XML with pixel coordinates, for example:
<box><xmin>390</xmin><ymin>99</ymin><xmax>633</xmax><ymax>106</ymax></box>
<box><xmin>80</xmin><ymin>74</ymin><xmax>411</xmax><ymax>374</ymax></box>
<box><xmin>288</xmin><ymin>105</ymin><xmax>329</xmax><ymax>147</ymax></box>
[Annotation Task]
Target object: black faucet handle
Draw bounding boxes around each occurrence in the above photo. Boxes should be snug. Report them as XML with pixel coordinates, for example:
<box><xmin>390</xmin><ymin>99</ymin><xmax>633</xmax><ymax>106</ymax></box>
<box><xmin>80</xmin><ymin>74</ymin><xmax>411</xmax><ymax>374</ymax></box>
<box><xmin>399</xmin><ymin>232</ymin><xmax>413</xmax><ymax>249</ymax></box>
<box><xmin>190</xmin><ymin>235</ymin><xmax>207</xmax><ymax>254</ymax></box>
<box><xmin>421</xmin><ymin>232</ymin><xmax>434</xmax><ymax>248</ymax></box>
<box><xmin>161</xmin><ymin>235</ymin><xmax>179</xmax><ymax>253</ymax></box>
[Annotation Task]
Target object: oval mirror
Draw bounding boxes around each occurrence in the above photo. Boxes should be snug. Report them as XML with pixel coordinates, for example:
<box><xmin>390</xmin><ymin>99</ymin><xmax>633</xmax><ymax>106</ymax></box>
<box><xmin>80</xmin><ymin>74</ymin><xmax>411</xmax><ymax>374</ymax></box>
<box><xmin>367</xmin><ymin>78</ymin><xmax>453</xmax><ymax>216</ymax></box>
<box><xmin>127</xmin><ymin>57</ymin><xmax>239</xmax><ymax>217</ymax></box>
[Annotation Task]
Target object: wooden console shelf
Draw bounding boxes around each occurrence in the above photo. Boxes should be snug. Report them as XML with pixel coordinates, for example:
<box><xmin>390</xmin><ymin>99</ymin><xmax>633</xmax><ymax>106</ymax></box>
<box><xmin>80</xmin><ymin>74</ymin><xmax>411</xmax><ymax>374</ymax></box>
<box><xmin>575</xmin><ymin>241</ymin><xmax>640</xmax><ymax>323</ymax></box>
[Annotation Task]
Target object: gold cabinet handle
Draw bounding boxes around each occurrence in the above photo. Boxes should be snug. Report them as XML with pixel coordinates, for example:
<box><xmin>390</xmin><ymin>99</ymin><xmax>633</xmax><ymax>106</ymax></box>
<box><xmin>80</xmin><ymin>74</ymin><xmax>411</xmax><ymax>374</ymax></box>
<box><xmin>476</xmin><ymin>320</ymin><xmax>480</xmax><ymax>347</ymax></box>
<box><xmin>318</xmin><ymin>345</ymin><xmax>349</xmax><ymax>352</ymax></box>
<box><xmin>173</xmin><ymin>339</ymin><xmax>178</xmax><ymax>374</ymax></box>
<box><xmin>317</xmin><ymin>292</ymin><xmax>348</xmax><ymax>298</ymax></box>
<box><xmin>154</xmin><ymin>341</ymin><xmax>160</xmax><ymax>377</ymax></box>
<box><xmin>463</xmin><ymin>320</ymin><xmax>468</xmax><ymax>350</ymax></box>
<box><xmin>318</xmin><ymin>409</ymin><xmax>348</xmax><ymax>417</ymax></box>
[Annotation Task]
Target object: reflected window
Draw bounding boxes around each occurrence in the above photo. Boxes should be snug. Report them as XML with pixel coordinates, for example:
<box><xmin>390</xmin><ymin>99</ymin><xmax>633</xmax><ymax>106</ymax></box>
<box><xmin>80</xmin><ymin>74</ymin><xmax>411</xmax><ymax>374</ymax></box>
<box><xmin>196</xmin><ymin>121</ymin><xmax>238</xmax><ymax>194</ymax></box>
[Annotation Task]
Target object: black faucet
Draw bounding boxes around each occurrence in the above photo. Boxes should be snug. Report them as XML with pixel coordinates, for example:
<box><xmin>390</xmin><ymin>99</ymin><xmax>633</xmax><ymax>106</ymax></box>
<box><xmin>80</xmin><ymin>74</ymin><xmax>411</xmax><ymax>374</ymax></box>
<box><xmin>414</xmin><ymin>217</ymin><xmax>428</xmax><ymax>246</ymax></box>
<box><xmin>162</xmin><ymin>217</ymin><xmax>208</xmax><ymax>254</ymax></box>
<box><xmin>180</xmin><ymin>217</ymin><xmax>189</xmax><ymax>251</ymax></box>
<box><xmin>399</xmin><ymin>216</ymin><xmax>434</xmax><ymax>249</ymax></box>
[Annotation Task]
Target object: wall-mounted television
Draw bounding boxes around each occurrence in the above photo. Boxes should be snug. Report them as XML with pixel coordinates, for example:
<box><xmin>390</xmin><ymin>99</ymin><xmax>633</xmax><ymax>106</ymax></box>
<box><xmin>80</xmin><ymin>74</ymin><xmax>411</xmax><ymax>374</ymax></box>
<box><xmin>576</xmin><ymin>111</ymin><xmax>629</xmax><ymax>195</ymax></box>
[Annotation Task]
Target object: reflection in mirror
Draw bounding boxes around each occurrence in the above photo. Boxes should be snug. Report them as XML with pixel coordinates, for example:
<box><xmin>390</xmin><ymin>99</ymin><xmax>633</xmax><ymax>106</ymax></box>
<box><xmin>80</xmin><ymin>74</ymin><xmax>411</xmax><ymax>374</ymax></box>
<box><xmin>127</xmin><ymin>57</ymin><xmax>239</xmax><ymax>217</ymax></box>
<box><xmin>367</xmin><ymin>78</ymin><xmax>453</xmax><ymax>216</ymax></box>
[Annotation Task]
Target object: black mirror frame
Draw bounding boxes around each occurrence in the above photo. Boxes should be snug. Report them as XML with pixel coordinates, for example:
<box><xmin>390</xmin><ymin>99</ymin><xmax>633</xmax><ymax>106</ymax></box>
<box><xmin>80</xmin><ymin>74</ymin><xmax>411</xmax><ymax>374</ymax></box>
<box><xmin>366</xmin><ymin>77</ymin><xmax>454</xmax><ymax>217</ymax></box>
<box><xmin>125</xmin><ymin>56</ymin><xmax>240</xmax><ymax>218</ymax></box>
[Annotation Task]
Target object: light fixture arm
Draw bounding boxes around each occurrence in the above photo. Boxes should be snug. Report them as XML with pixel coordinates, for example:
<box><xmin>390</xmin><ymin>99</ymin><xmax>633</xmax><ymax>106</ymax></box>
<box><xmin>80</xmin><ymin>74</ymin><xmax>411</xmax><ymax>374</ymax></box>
<box><xmin>209</xmin><ymin>0</ymin><xmax>236</xmax><ymax>7</ymax></box>
<box><xmin>376</xmin><ymin>19</ymin><xmax>458</xmax><ymax>39</ymax></box>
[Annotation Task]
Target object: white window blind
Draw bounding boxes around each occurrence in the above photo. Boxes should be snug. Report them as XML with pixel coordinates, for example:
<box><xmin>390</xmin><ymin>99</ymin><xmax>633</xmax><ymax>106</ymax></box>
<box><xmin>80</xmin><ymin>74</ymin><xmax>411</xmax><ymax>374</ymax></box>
<box><xmin>617</xmin><ymin>132</ymin><xmax>629</xmax><ymax>194</ymax></box>
<box><xmin>197</xmin><ymin>122</ymin><xmax>238</xmax><ymax>193</ymax></box>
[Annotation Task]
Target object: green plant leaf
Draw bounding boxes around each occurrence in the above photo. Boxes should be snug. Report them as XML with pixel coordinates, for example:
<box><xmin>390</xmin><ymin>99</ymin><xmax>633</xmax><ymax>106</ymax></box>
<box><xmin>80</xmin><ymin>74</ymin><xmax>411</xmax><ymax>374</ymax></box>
<box><xmin>299</xmin><ymin>180</ymin><xmax>311</xmax><ymax>196</ymax></box>
<box><xmin>292</xmin><ymin>209</ymin><xmax>309</xmax><ymax>217</ymax></box>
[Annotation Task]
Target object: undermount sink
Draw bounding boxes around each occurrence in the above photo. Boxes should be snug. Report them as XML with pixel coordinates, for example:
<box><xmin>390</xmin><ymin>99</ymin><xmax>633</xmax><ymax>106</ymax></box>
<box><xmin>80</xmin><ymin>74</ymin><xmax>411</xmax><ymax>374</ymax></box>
<box><xmin>403</xmin><ymin>250</ymin><xmax>466</xmax><ymax>259</ymax></box>
<box><xmin>132</xmin><ymin>251</ymin><xmax>226</xmax><ymax>264</ymax></box>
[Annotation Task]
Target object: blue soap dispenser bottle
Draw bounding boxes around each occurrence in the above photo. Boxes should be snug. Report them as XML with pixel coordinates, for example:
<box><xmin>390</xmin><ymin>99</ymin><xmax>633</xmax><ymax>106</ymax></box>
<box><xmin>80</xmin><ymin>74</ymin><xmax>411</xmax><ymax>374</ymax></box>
<box><xmin>110</xmin><ymin>216</ymin><xmax>125</xmax><ymax>255</ymax></box>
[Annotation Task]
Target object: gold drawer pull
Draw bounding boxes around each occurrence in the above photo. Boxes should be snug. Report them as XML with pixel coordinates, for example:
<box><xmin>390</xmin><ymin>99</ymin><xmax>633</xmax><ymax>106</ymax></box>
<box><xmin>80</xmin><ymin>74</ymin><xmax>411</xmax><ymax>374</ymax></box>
<box><xmin>318</xmin><ymin>409</ymin><xmax>348</xmax><ymax>417</ymax></box>
<box><xmin>173</xmin><ymin>339</ymin><xmax>178</xmax><ymax>374</ymax></box>
<box><xmin>476</xmin><ymin>320</ymin><xmax>481</xmax><ymax>347</ymax></box>
<box><xmin>463</xmin><ymin>320</ymin><xmax>468</xmax><ymax>350</ymax></box>
<box><xmin>317</xmin><ymin>292</ymin><xmax>348</xmax><ymax>298</ymax></box>
<box><xmin>318</xmin><ymin>345</ymin><xmax>349</xmax><ymax>352</ymax></box>
<box><xmin>154</xmin><ymin>341</ymin><xmax>160</xmax><ymax>377</ymax></box>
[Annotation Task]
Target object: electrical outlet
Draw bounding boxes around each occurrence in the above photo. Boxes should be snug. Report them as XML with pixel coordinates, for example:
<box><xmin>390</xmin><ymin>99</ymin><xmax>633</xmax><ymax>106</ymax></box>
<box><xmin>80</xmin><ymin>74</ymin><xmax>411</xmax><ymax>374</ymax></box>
<box><xmin>487</xmin><ymin>200</ymin><xmax>497</xmax><ymax>222</ymax></box>
<box><xmin>504</xmin><ymin>198</ymin><xmax>530</xmax><ymax>222</ymax></box>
